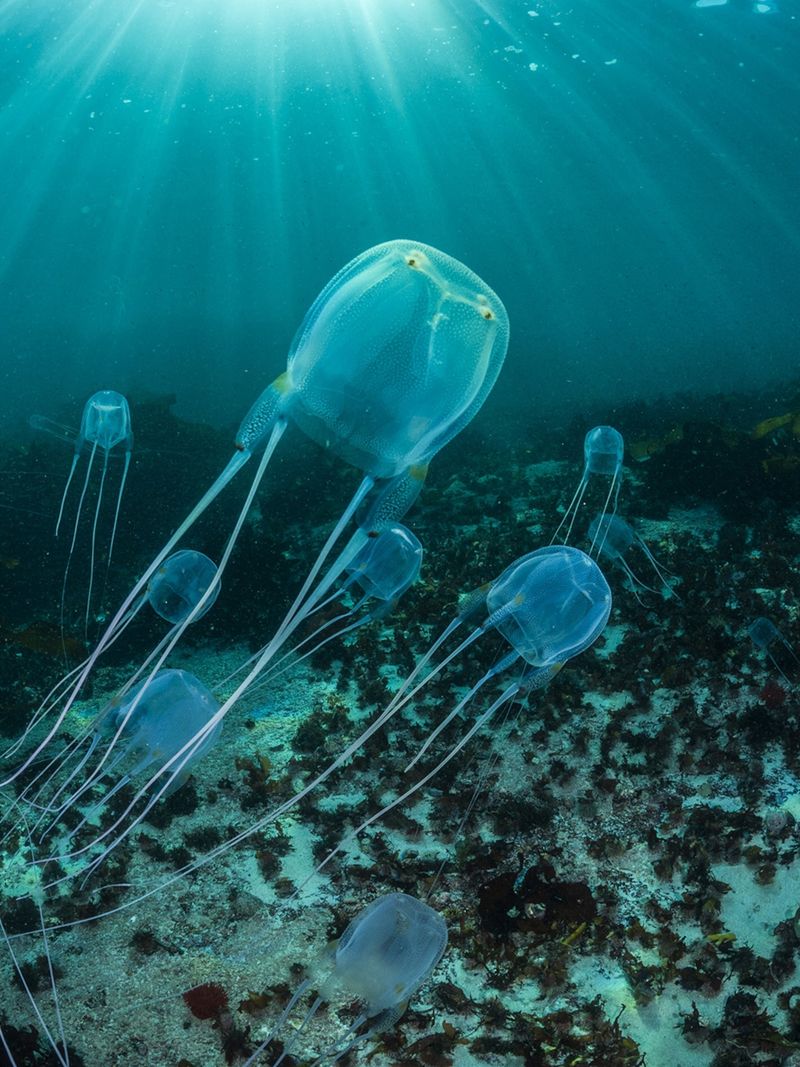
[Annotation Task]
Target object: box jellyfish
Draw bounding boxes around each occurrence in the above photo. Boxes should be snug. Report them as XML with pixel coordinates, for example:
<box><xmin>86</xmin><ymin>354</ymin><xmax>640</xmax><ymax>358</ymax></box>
<box><xmin>54</xmin><ymin>390</ymin><xmax>133</xmax><ymax>639</ymax></box>
<box><xmin>553</xmin><ymin>425</ymin><xmax>624</xmax><ymax>548</ymax></box>
<box><xmin>80</xmin><ymin>546</ymin><xmax>611</xmax><ymax>906</ymax></box>
<box><xmin>588</xmin><ymin>513</ymin><xmax>680</xmax><ymax>602</ymax></box>
<box><xmin>242</xmin><ymin>892</ymin><xmax>447</xmax><ymax>1066</ymax></box>
<box><xmin>34</xmin><ymin>670</ymin><xmax>222</xmax><ymax>881</ymax></box>
<box><xmin>219</xmin><ymin>522</ymin><xmax>423</xmax><ymax>698</ymax></box>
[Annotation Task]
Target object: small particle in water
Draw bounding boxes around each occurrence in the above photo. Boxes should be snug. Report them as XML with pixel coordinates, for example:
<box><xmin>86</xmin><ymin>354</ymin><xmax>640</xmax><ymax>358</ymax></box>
<box><xmin>504</xmin><ymin>45</ymin><xmax>522</xmax><ymax>53</ymax></box>
<box><xmin>527</xmin><ymin>9</ymin><xmax>539</xmax><ymax>15</ymax></box>
<box><xmin>695</xmin><ymin>0</ymin><xmax>727</xmax><ymax>7</ymax></box>
<box><xmin>122</xmin><ymin>98</ymin><xmax>132</xmax><ymax>104</ymax></box>
<box><xmin>529</xmin><ymin>62</ymin><xmax>539</xmax><ymax>71</ymax></box>
<box><xmin>604</xmin><ymin>58</ymin><xmax>618</xmax><ymax>65</ymax></box>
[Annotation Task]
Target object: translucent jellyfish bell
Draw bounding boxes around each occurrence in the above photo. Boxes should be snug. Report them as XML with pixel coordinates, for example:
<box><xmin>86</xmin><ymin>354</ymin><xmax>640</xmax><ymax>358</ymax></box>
<box><xmin>55</xmin><ymin>389</ymin><xmax>134</xmax><ymax>637</ymax></box>
<box><xmin>553</xmin><ymin>425</ymin><xmax>624</xmax><ymax>547</ymax></box>
<box><xmin>585</xmin><ymin>425</ymin><xmax>624</xmax><ymax>476</ymax></box>
<box><xmin>332</xmin><ymin>892</ymin><xmax>447</xmax><ymax>1013</ymax></box>
<box><xmin>346</xmin><ymin>524</ymin><xmax>423</xmax><ymax>602</ymax></box>
<box><xmin>281</xmin><ymin>240</ymin><xmax>509</xmax><ymax>479</ymax></box>
<box><xmin>101</xmin><ymin>668</ymin><xmax>222</xmax><ymax>776</ymax></box>
<box><xmin>79</xmin><ymin>390</ymin><xmax>133</xmax><ymax>452</ymax></box>
<box><xmin>487</xmin><ymin>545</ymin><xmax>613</xmax><ymax>682</ymax></box>
<box><xmin>147</xmin><ymin>549</ymin><xmax>220</xmax><ymax>624</ymax></box>
<box><xmin>245</xmin><ymin>892</ymin><xmax>447</xmax><ymax>1066</ymax></box>
<box><xmin>34</xmin><ymin>670</ymin><xmax>222</xmax><ymax>876</ymax></box>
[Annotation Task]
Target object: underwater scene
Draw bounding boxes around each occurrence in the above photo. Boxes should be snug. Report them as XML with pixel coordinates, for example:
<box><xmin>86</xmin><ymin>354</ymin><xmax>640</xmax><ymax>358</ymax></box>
<box><xmin>1</xmin><ymin>1</ymin><xmax>799</xmax><ymax>1066</ymax></box>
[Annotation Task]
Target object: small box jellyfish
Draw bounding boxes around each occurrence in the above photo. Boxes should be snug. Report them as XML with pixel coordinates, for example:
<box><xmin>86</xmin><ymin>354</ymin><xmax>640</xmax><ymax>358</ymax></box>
<box><xmin>7</xmin><ymin>240</ymin><xmax>508</xmax><ymax>804</ymax></box>
<box><xmin>587</xmin><ymin>513</ymin><xmax>680</xmax><ymax>602</ymax></box>
<box><xmin>553</xmin><ymin>425</ymin><xmax>624</xmax><ymax>548</ymax></box>
<box><xmin>242</xmin><ymin>892</ymin><xmax>447</xmax><ymax>1066</ymax></box>
<box><xmin>54</xmin><ymin>390</ymin><xmax>133</xmax><ymax>638</ymax></box>
<box><xmin>31</xmin><ymin>669</ymin><xmax>222</xmax><ymax>884</ymax></box>
<box><xmin>748</xmin><ymin>616</ymin><xmax>799</xmax><ymax>687</ymax></box>
<box><xmin>218</xmin><ymin>522</ymin><xmax>423</xmax><ymax>698</ymax></box>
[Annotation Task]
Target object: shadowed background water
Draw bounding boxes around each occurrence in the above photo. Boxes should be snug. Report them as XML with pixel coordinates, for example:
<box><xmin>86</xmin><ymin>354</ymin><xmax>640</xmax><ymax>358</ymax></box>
<box><xmin>1</xmin><ymin>0</ymin><xmax>798</xmax><ymax>435</ymax></box>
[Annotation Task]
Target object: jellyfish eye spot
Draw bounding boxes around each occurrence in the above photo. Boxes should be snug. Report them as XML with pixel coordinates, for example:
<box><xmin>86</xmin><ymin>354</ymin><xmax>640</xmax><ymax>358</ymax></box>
<box><xmin>406</xmin><ymin>257</ymin><xmax>418</xmax><ymax>268</ymax></box>
<box><xmin>483</xmin><ymin>310</ymin><xmax>494</xmax><ymax>320</ymax></box>
<box><xmin>367</xmin><ymin>530</ymin><xmax>379</xmax><ymax>538</ymax></box>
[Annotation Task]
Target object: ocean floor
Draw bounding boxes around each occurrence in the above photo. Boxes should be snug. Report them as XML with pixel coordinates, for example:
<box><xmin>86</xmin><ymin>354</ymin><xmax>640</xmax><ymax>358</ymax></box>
<box><xmin>2</xmin><ymin>385</ymin><xmax>800</xmax><ymax>1066</ymax></box>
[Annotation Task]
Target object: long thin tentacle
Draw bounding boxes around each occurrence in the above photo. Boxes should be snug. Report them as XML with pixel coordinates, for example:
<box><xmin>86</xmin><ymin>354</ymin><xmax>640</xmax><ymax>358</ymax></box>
<box><xmin>84</xmin><ymin>450</ymin><xmax>109</xmax><ymax>637</ymax></box>
<box><xmin>294</xmin><ymin>683</ymin><xmax>521</xmax><ymax>896</ymax></box>
<box><xmin>426</xmin><ymin>698</ymin><xmax>525</xmax><ymax>901</ymax></box>
<box><xmin>618</xmin><ymin>556</ymin><xmax>660</xmax><ymax>597</ymax></box>
<box><xmin>213</xmin><ymin>585</ymin><xmax>354</xmax><ymax>693</ymax></box>
<box><xmin>314</xmin><ymin>1013</ymin><xmax>370</xmax><ymax>1067</ymax></box>
<box><xmin>242</xmin><ymin>611</ymin><xmax>367</xmax><ymax>700</ymax></box>
<box><xmin>239</xmin><ymin>978</ymin><xmax>312</xmax><ymax>1067</ymax></box>
<box><xmin>54</xmin><ymin>454</ymin><xmax>79</xmax><ymax>538</ymax></box>
<box><xmin>106</xmin><ymin>449</ymin><xmax>130</xmax><ymax>569</ymax></box>
<box><xmin>0</xmin><ymin>818</ymin><xmax>70</xmax><ymax>1067</ymax></box>
<box><xmin>271</xmin><ymin>995</ymin><xmax>324</xmax><ymax>1067</ymax></box>
<box><xmin>59</xmin><ymin>442</ymin><xmax>97</xmax><ymax>661</ymax></box>
<box><xmin>589</xmin><ymin>469</ymin><xmax>619</xmax><ymax>557</ymax></box>
<box><xmin>767</xmin><ymin>650</ymin><xmax>795</xmax><ymax>687</ymax></box>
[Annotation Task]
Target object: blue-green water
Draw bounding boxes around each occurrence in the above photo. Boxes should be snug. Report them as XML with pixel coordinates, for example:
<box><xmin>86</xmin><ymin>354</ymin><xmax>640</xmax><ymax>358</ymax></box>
<box><xmin>1</xmin><ymin>0</ymin><xmax>798</xmax><ymax>433</ymax></box>
<box><xmin>3</xmin><ymin>4</ymin><xmax>800</xmax><ymax>1066</ymax></box>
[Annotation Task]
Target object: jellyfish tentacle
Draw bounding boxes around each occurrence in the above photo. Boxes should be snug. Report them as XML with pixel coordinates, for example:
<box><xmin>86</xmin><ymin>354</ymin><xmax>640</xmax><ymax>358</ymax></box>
<box><xmin>239</xmin><ymin>979</ymin><xmax>312</xmax><ymax>1067</ymax></box>
<box><xmin>552</xmin><ymin>471</ymin><xmax>587</xmax><ymax>545</ymax></box>
<box><xmin>85</xmin><ymin>449</ymin><xmax>110</xmax><ymax>636</ymax></box>
<box><xmin>406</xmin><ymin>648</ymin><xmax>520</xmax><ymax>770</ymax></box>
<box><xmin>0</xmin><ymin>438</ymin><xmax>261</xmax><ymax>790</ymax></box>
<box><xmin>59</xmin><ymin>439</ymin><xmax>97</xmax><ymax>660</ymax></box>
<box><xmin>54</xmin><ymin>453</ymin><xmax>79</xmax><ymax>538</ymax></box>
<box><xmin>296</xmin><ymin>683</ymin><xmax>521</xmax><ymax>896</ymax></box>
<box><xmin>244</xmin><ymin>612</ymin><xmax>370</xmax><ymax>699</ymax></box>
<box><xmin>590</xmin><ymin>468</ymin><xmax>620</xmax><ymax>556</ymax></box>
<box><xmin>767</xmin><ymin>650</ymin><xmax>795</xmax><ymax>687</ymax></box>
<box><xmin>270</xmin><ymin>995</ymin><xmax>325</xmax><ymax>1067</ymax></box>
